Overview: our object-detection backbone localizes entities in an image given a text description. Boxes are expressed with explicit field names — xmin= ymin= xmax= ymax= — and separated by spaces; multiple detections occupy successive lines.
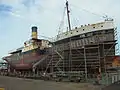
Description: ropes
xmin=70 ymin=3 xmax=104 ymax=19
xmin=58 ymin=7 xmax=66 ymax=34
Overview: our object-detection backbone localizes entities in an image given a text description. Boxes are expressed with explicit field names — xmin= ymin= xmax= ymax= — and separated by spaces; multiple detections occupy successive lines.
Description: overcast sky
xmin=0 ymin=0 xmax=120 ymax=60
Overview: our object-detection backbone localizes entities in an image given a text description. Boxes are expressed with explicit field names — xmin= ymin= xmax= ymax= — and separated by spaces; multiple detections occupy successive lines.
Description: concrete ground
xmin=0 ymin=76 xmax=101 ymax=90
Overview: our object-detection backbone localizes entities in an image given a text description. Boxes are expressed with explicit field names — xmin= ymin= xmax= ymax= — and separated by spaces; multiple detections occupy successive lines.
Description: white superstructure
xmin=52 ymin=19 xmax=115 ymax=42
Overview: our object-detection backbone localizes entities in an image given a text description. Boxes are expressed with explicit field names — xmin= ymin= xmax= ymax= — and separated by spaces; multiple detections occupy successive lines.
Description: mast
xmin=66 ymin=0 xmax=71 ymax=31
xmin=66 ymin=0 xmax=72 ymax=72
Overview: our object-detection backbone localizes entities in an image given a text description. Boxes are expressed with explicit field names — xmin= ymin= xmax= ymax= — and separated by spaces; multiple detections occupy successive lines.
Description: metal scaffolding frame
xmin=45 ymin=28 xmax=117 ymax=81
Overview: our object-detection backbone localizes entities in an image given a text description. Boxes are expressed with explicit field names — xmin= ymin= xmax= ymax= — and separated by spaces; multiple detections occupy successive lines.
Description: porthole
xmin=75 ymin=27 xmax=77 ymax=29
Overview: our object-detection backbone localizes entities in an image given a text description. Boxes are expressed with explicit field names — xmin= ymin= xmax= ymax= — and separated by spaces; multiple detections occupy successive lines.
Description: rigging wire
xmin=68 ymin=7 xmax=80 ymax=28
xmin=66 ymin=3 xmax=113 ymax=29
xmin=58 ymin=6 xmax=66 ymax=34
xmin=69 ymin=3 xmax=106 ymax=19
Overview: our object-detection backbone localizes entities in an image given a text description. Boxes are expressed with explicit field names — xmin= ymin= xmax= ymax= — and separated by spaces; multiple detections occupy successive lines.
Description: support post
xmin=84 ymin=46 xmax=88 ymax=81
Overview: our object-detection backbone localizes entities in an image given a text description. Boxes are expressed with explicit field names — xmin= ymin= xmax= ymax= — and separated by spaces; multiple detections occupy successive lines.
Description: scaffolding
xmin=38 ymin=1 xmax=118 ymax=82
xmin=44 ymin=27 xmax=117 ymax=82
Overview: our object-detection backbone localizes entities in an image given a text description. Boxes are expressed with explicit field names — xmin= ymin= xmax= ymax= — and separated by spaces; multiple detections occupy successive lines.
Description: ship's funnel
xmin=31 ymin=26 xmax=38 ymax=39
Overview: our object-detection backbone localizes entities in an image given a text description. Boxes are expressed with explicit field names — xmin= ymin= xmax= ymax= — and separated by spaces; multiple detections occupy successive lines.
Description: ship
xmin=49 ymin=1 xmax=117 ymax=76
xmin=2 ymin=1 xmax=119 ymax=80
xmin=3 ymin=26 xmax=51 ymax=72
